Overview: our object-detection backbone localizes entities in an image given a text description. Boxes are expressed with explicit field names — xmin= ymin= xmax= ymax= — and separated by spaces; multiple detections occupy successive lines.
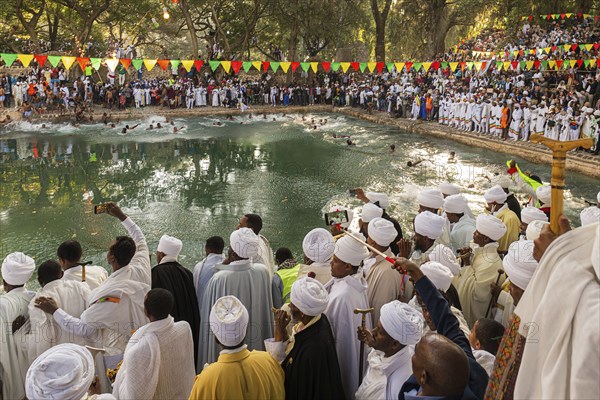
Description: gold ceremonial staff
xmin=529 ymin=134 xmax=593 ymax=233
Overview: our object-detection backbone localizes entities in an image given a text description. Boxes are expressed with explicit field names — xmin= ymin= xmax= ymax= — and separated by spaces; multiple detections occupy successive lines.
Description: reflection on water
xmin=1 ymin=113 xmax=598 ymax=285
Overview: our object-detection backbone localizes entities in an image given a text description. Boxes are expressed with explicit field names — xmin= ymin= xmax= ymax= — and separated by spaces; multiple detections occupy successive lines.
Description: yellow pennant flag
xmin=544 ymin=47 xmax=551 ymax=54
xmin=566 ymin=13 xmax=572 ymax=18
xmin=143 ymin=59 xmax=157 ymax=71
xmin=310 ymin=62 xmax=318 ymax=73
xmin=105 ymin=58 xmax=119 ymax=72
xmin=367 ymin=62 xmax=377 ymax=72
xmin=422 ymin=62 xmax=432 ymax=73
xmin=526 ymin=61 xmax=534 ymax=70
xmin=585 ymin=44 xmax=593 ymax=51
xmin=181 ymin=60 xmax=194 ymax=72
xmin=221 ymin=61 xmax=231 ymax=73
xmin=474 ymin=62 xmax=482 ymax=71
xmin=62 ymin=56 xmax=76 ymax=70
xmin=563 ymin=44 xmax=570 ymax=51
xmin=280 ymin=61 xmax=291 ymax=73
xmin=449 ymin=62 xmax=459 ymax=72
xmin=18 ymin=54 xmax=34 ymax=68
xmin=394 ymin=62 xmax=405 ymax=72
xmin=590 ymin=59 xmax=597 ymax=68
xmin=340 ymin=62 xmax=351 ymax=73
xmin=251 ymin=61 xmax=261 ymax=71
xmin=503 ymin=61 xmax=511 ymax=71
xmin=569 ymin=60 xmax=577 ymax=68
xmin=548 ymin=60 xmax=556 ymax=69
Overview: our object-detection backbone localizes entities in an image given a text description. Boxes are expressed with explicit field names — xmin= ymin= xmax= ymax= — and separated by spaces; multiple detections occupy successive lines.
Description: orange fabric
xmin=501 ymin=107 xmax=510 ymax=128
xmin=426 ymin=97 xmax=433 ymax=111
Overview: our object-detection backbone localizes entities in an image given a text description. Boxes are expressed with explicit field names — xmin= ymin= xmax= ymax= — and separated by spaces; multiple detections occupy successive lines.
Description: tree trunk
xmin=15 ymin=0 xmax=45 ymax=53
xmin=427 ymin=4 xmax=450 ymax=58
xmin=47 ymin=12 xmax=59 ymax=50
xmin=370 ymin=0 xmax=392 ymax=62
xmin=180 ymin=0 xmax=199 ymax=58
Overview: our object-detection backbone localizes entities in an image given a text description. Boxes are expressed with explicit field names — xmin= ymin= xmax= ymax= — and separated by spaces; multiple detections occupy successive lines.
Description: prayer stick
xmin=485 ymin=269 xmax=504 ymax=319
xmin=342 ymin=229 xmax=396 ymax=265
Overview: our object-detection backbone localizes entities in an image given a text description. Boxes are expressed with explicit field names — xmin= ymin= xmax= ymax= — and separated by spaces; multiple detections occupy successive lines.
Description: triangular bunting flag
xmin=594 ymin=44 xmax=600 ymax=51
xmin=367 ymin=62 xmax=377 ymax=72
xmin=526 ymin=61 xmax=534 ymax=70
xmin=280 ymin=61 xmax=291 ymax=73
xmin=120 ymin=58 xmax=131 ymax=70
xmin=157 ymin=59 xmax=170 ymax=71
xmin=585 ymin=44 xmax=593 ymax=51
xmin=413 ymin=62 xmax=422 ymax=72
xmin=310 ymin=62 xmax=318 ymax=73
xmin=132 ymin=59 xmax=143 ymax=70
xmin=300 ymin=62 xmax=310 ymax=72
xmin=194 ymin=60 xmax=203 ymax=71
xmin=569 ymin=60 xmax=577 ymax=68
xmin=242 ymin=61 xmax=253 ymax=73
xmin=519 ymin=61 xmax=526 ymax=70
xmin=170 ymin=60 xmax=180 ymax=70
xmin=534 ymin=60 xmax=541 ymax=69
xmin=566 ymin=13 xmax=572 ymax=18
xmin=18 ymin=54 xmax=34 ymax=68
xmin=405 ymin=62 xmax=413 ymax=71
xmin=540 ymin=60 xmax=548 ymax=69
xmin=449 ymin=62 xmax=459 ymax=71
xmin=1 ymin=53 xmax=17 ymax=67
xmin=394 ymin=62 xmax=405 ymax=72
xmin=61 ymin=56 xmax=76 ymax=70
xmin=584 ymin=59 xmax=591 ymax=67
xmin=544 ymin=47 xmax=551 ymax=54
xmin=465 ymin=61 xmax=474 ymax=70
xmin=34 ymin=54 xmax=47 ymax=67
xmin=270 ymin=61 xmax=280 ymax=72
xmin=431 ymin=61 xmax=440 ymax=71
xmin=209 ymin=60 xmax=221 ymax=71
xmin=495 ymin=61 xmax=503 ymax=69
xmin=548 ymin=60 xmax=556 ymax=69
xmin=340 ymin=62 xmax=350 ymax=73
xmin=571 ymin=44 xmax=578 ymax=51
xmin=576 ymin=59 xmax=584 ymax=68
xmin=105 ymin=58 xmax=119 ymax=72
xmin=359 ymin=62 xmax=367 ymax=73
xmin=291 ymin=61 xmax=300 ymax=72
xmin=555 ymin=60 xmax=564 ymax=69
xmin=90 ymin=58 xmax=101 ymax=70
xmin=251 ymin=61 xmax=262 ymax=71
xmin=262 ymin=61 xmax=270 ymax=72
xmin=459 ymin=61 xmax=467 ymax=70
xmin=503 ymin=61 xmax=511 ymax=71
xmin=231 ymin=61 xmax=242 ymax=74
xmin=386 ymin=62 xmax=394 ymax=72
xmin=563 ymin=44 xmax=571 ymax=51
xmin=376 ymin=62 xmax=384 ymax=73
xmin=474 ymin=62 xmax=482 ymax=71
xmin=76 ymin=57 xmax=89 ymax=71
xmin=330 ymin=62 xmax=340 ymax=72
xmin=590 ymin=59 xmax=597 ymax=68
xmin=422 ymin=62 xmax=432 ymax=72
xmin=481 ymin=61 xmax=487 ymax=70
xmin=321 ymin=62 xmax=331 ymax=72
xmin=181 ymin=60 xmax=194 ymax=72
xmin=143 ymin=59 xmax=157 ymax=71
xmin=221 ymin=61 xmax=231 ymax=73
xmin=440 ymin=62 xmax=448 ymax=69
xmin=350 ymin=62 xmax=359 ymax=72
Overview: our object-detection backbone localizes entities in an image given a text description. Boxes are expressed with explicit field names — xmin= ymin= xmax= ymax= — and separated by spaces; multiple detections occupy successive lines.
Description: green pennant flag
xmin=209 ymin=60 xmax=220 ymax=71
xmin=496 ymin=61 xmax=503 ymax=69
xmin=300 ymin=62 xmax=310 ymax=72
xmin=242 ymin=61 xmax=252 ymax=73
xmin=441 ymin=62 xmax=448 ymax=69
xmin=386 ymin=62 xmax=395 ymax=71
xmin=331 ymin=62 xmax=341 ymax=72
xmin=270 ymin=61 xmax=280 ymax=72
xmin=519 ymin=61 xmax=527 ymax=69
xmin=0 ymin=53 xmax=17 ymax=67
xmin=584 ymin=59 xmax=591 ymax=67
xmin=540 ymin=60 xmax=549 ymax=69
xmin=89 ymin=58 xmax=101 ymax=70
xmin=466 ymin=62 xmax=474 ymax=70
xmin=48 ymin=55 xmax=61 ymax=67
xmin=359 ymin=62 xmax=367 ymax=72
xmin=132 ymin=59 xmax=143 ymax=70
xmin=413 ymin=62 xmax=422 ymax=72
xmin=170 ymin=59 xmax=181 ymax=70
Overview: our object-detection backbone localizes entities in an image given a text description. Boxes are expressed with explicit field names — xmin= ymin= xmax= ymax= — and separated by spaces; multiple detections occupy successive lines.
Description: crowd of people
xmin=1 ymin=158 xmax=599 ymax=399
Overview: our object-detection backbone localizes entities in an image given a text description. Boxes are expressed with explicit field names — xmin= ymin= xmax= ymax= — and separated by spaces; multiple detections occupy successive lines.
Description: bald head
xmin=412 ymin=333 xmax=469 ymax=397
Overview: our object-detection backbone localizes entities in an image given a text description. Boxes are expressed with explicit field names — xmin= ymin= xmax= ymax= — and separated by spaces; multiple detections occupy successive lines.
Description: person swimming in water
xmin=407 ymin=160 xmax=423 ymax=167
xmin=390 ymin=144 xmax=396 ymax=153
xmin=147 ymin=124 xmax=154 ymax=130
xmin=346 ymin=139 xmax=356 ymax=146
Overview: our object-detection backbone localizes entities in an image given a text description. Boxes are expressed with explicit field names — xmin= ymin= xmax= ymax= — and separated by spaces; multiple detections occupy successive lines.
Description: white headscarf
xmin=361 ymin=203 xmax=384 ymax=223
xmin=368 ymin=217 xmax=398 ymax=247
xmin=26 ymin=344 xmax=94 ymax=400
xmin=484 ymin=185 xmax=508 ymax=204
xmin=334 ymin=233 xmax=369 ymax=266
xmin=302 ymin=228 xmax=334 ymax=263
xmin=503 ymin=240 xmax=538 ymax=290
xmin=209 ymin=295 xmax=249 ymax=347
xmin=379 ymin=300 xmax=424 ymax=345
xmin=526 ymin=220 xmax=549 ymax=240
xmin=476 ymin=214 xmax=507 ymax=241
xmin=428 ymin=244 xmax=460 ymax=276
xmin=157 ymin=234 xmax=183 ymax=257
xmin=290 ymin=277 xmax=329 ymax=316
xmin=366 ymin=192 xmax=390 ymax=209
xmin=443 ymin=194 xmax=469 ymax=214
xmin=417 ymin=188 xmax=444 ymax=209
xmin=521 ymin=207 xmax=549 ymax=224
xmin=414 ymin=211 xmax=446 ymax=240
xmin=230 ymin=228 xmax=260 ymax=259
xmin=1 ymin=252 xmax=35 ymax=286
xmin=580 ymin=206 xmax=600 ymax=227
xmin=420 ymin=261 xmax=454 ymax=292
xmin=536 ymin=185 xmax=551 ymax=205
xmin=439 ymin=182 xmax=461 ymax=196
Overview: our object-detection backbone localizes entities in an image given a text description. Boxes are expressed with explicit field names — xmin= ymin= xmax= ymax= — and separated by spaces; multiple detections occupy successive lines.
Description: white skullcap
xmin=439 ymin=182 xmax=461 ymax=196
xmin=26 ymin=344 xmax=94 ymax=400
xmin=503 ymin=240 xmax=538 ymax=290
xmin=536 ymin=185 xmax=551 ymax=205
xmin=521 ymin=207 xmax=548 ymax=224
xmin=580 ymin=206 xmax=600 ymax=227
xmin=491 ymin=174 xmax=512 ymax=189
xmin=334 ymin=233 xmax=369 ymax=266
xmin=414 ymin=211 xmax=446 ymax=240
xmin=476 ymin=214 xmax=507 ymax=241
xmin=157 ymin=234 xmax=183 ymax=257
xmin=1 ymin=252 xmax=35 ymax=286
xmin=597 ymin=191 xmax=600 ymax=203
xmin=366 ymin=192 xmax=390 ymax=209
xmin=379 ymin=300 xmax=424 ymax=345
xmin=368 ymin=217 xmax=398 ymax=247
xmin=484 ymin=185 xmax=508 ymax=204
xmin=421 ymin=261 xmax=454 ymax=292
xmin=418 ymin=188 xmax=444 ymax=209
xmin=526 ymin=220 xmax=549 ymax=240
xmin=290 ymin=277 xmax=329 ymax=316
xmin=209 ymin=295 xmax=249 ymax=347
xmin=428 ymin=244 xmax=460 ymax=276
xmin=302 ymin=228 xmax=334 ymax=263
xmin=361 ymin=203 xmax=384 ymax=223
xmin=230 ymin=228 xmax=261 ymax=259
xmin=443 ymin=194 xmax=469 ymax=214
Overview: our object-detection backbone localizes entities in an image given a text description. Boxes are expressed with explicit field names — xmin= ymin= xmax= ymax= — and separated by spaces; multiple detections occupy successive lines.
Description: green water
xmin=1 ymin=113 xmax=598 ymax=285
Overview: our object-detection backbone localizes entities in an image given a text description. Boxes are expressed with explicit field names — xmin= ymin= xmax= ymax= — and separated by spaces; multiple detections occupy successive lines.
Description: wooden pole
xmin=529 ymin=134 xmax=593 ymax=233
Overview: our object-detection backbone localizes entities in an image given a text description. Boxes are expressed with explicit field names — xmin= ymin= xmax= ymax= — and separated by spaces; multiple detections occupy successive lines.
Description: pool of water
xmin=1 ymin=112 xmax=598 ymax=286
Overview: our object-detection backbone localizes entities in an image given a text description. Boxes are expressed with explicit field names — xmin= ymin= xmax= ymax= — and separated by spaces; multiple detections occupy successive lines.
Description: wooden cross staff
xmin=529 ymin=134 xmax=593 ymax=233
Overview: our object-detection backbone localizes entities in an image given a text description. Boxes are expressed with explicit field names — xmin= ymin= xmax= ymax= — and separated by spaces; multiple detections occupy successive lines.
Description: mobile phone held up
xmin=348 ymin=189 xmax=357 ymax=197
xmin=324 ymin=209 xmax=349 ymax=226
xmin=94 ymin=203 xmax=109 ymax=214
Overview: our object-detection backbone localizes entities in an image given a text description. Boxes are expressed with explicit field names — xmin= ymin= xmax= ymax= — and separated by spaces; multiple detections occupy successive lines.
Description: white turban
xmin=428 ymin=244 xmax=460 ymax=276
xmin=521 ymin=207 xmax=548 ymax=224
xmin=290 ymin=277 xmax=329 ymax=316
xmin=414 ymin=211 xmax=446 ymax=240
xmin=443 ymin=194 xmax=469 ymax=214
xmin=476 ymin=214 xmax=507 ymax=241
xmin=157 ymin=234 xmax=183 ymax=257
xmin=230 ymin=228 xmax=260 ymax=259
xmin=491 ymin=174 xmax=512 ymax=189
xmin=26 ymin=344 xmax=94 ymax=400
xmin=366 ymin=192 xmax=390 ymax=209
xmin=334 ymin=233 xmax=369 ymax=266
xmin=503 ymin=240 xmax=538 ymax=290
xmin=420 ymin=261 xmax=454 ymax=292
xmin=302 ymin=228 xmax=334 ymax=263
xmin=439 ymin=182 xmax=460 ymax=196
xmin=417 ymin=188 xmax=444 ymax=209
xmin=526 ymin=220 xmax=549 ymax=240
xmin=484 ymin=185 xmax=508 ymax=204
xmin=580 ymin=206 xmax=600 ymax=227
xmin=368 ymin=217 xmax=398 ymax=247
xmin=536 ymin=185 xmax=551 ymax=205
xmin=361 ymin=203 xmax=384 ymax=223
xmin=1 ymin=252 xmax=35 ymax=286
xmin=597 ymin=191 xmax=600 ymax=203
xmin=379 ymin=301 xmax=424 ymax=345
xmin=209 ymin=295 xmax=249 ymax=347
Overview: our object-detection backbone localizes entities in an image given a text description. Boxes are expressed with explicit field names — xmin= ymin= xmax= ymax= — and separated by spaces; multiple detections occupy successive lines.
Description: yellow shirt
xmin=189 ymin=347 xmax=284 ymax=400
xmin=495 ymin=206 xmax=521 ymax=252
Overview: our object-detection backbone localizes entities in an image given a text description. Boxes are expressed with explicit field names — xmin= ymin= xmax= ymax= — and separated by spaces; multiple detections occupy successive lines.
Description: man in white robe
xmin=238 ymin=213 xmax=275 ymax=275
xmin=57 ymin=240 xmax=108 ymax=290
xmin=444 ymin=194 xmax=476 ymax=253
xmin=193 ymin=236 xmax=225 ymax=312
xmin=398 ymin=211 xmax=446 ymax=272
xmin=324 ymin=233 xmax=371 ymax=400
xmin=296 ymin=228 xmax=334 ymax=284
xmin=0 ymin=252 xmax=36 ymax=400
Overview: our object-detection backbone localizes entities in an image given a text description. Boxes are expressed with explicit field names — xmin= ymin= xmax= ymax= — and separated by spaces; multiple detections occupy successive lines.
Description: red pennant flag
xmin=321 ymin=62 xmax=331 ymax=72
xmin=376 ymin=62 xmax=384 ymax=73
xmin=34 ymin=54 xmax=47 ymax=67
xmin=76 ymin=57 xmax=89 ymax=71
xmin=551 ymin=46 xmax=557 ymax=52
xmin=194 ymin=60 xmax=204 ymax=71
xmin=459 ymin=61 xmax=467 ymax=70
xmin=560 ymin=13 xmax=566 ymax=19
xmin=481 ymin=61 xmax=487 ymax=70
xmin=157 ymin=59 xmax=170 ymax=71
xmin=504 ymin=51 xmax=509 ymax=59
xmin=291 ymin=61 xmax=300 ymax=72
xmin=577 ymin=13 xmax=583 ymax=19
xmin=571 ymin=44 xmax=579 ymax=51
xmin=350 ymin=62 xmax=360 ymax=72
xmin=231 ymin=61 xmax=242 ymax=74
xmin=431 ymin=61 xmax=440 ymax=70
xmin=404 ymin=62 xmax=413 ymax=71
xmin=556 ymin=60 xmax=564 ymax=69
xmin=511 ymin=61 xmax=519 ymax=69
xmin=577 ymin=59 xmax=584 ymax=68
xmin=594 ymin=44 xmax=600 ymax=51
xmin=120 ymin=58 xmax=131 ymax=70
xmin=518 ymin=50 xmax=524 ymax=56
xmin=528 ymin=15 xmax=533 ymax=21
xmin=547 ymin=14 xmax=552 ymax=20
xmin=262 ymin=61 xmax=270 ymax=72
xmin=534 ymin=60 xmax=541 ymax=69
xmin=595 ymin=15 xmax=600 ymax=20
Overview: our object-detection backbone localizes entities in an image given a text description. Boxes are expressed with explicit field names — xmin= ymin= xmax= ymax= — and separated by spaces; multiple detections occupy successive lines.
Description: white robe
xmin=296 ymin=262 xmax=332 ymax=285
xmin=324 ymin=271 xmax=371 ymax=400
xmin=355 ymin=346 xmax=413 ymax=400
xmin=62 ymin=264 xmax=108 ymax=290
xmin=450 ymin=215 xmax=476 ymax=253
